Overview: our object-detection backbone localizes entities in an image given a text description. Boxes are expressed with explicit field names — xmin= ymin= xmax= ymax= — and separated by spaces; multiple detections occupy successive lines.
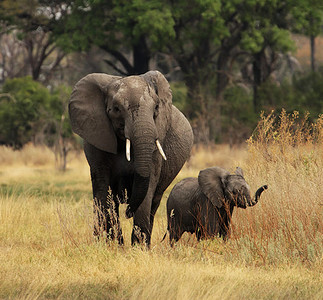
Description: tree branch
xmin=103 ymin=59 xmax=128 ymax=76
xmin=100 ymin=46 xmax=134 ymax=75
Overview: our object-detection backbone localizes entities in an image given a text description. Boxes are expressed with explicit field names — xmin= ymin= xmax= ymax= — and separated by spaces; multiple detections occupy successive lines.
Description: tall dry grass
xmin=230 ymin=110 xmax=323 ymax=266
xmin=0 ymin=110 xmax=322 ymax=299
xmin=0 ymin=143 xmax=55 ymax=167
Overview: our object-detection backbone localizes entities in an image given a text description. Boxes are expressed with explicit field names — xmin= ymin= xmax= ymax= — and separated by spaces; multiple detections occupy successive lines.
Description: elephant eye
xmin=113 ymin=106 xmax=120 ymax=113
xmin=154 ymin=104 xmax=159 ymax=119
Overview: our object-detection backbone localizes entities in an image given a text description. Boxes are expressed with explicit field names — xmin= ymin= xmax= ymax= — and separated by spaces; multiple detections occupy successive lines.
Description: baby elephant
xmin=164 ymin=166 xmax=267 ymax=245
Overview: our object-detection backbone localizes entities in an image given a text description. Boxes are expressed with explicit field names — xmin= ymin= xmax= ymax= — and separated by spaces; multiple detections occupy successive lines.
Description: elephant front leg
xmin=131 ymin=220 xmax=150 ymax=247
xmin=91 ymin=173 xmax=124 ymax=245
xmin=131 ymin=157 xmax=162 ymax=248
xmin=131 ymin=184 xmax=159 ymax=248
xmin=93 ymin=194 xmax=124 ymax=245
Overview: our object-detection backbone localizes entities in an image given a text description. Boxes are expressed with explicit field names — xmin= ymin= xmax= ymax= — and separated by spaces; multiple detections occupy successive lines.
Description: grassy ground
xmin=0 ymin=111 xmax=322 ymax=299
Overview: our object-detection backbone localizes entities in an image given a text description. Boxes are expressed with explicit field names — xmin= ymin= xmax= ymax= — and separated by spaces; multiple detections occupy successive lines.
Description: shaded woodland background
xmin=1 ymin=0 xmax=323 ymax=170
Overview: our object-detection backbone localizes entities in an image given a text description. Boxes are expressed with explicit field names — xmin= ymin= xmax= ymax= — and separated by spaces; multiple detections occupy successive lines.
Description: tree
xmin=165 ymin=0 xmax=297 ymax=140
xmin=48 ymin=84 xmax=74 ymax=171
xmin=0 ymin=0 xmax=70 ymax=82
xmin=291 ymin=0 xmax=323 ymax=72
xmin=0 ymin=76 xmax=75 ymax=169
xmin=56 ymin=0 xmax=175 ymax=75
xmin=238 ymin=1 xmax=296 ymax=112
xmin=0 ymin=76 xmax=52 ymax=148
xmin=164 ymin=0 xmax=227 ymax=143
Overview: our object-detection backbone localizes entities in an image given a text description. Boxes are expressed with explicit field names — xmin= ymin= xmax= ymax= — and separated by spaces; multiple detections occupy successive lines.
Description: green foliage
xmin=257 ymin=69 xmax=323 ymax=118
xmin=112 ymin=0 xmax=175 ymax=50
xmin=169 ymin=0 xmax=226 ymax=56
xmin=0 ymin=77 xmax=52 ymax=148
xmin=239 ymin=1 xmax=296 ymax=54
xmin=56 ymin=0 xmax=176 ymax=53
xmin=54 ymin=0 xmax=109 ymax=52
xmin=291 ymin=0 xmax=323 ymax=37
xmin=222 ymin=86 xmax=258 ymax=143
xmin=0 ymin=77 xmax=73 ymax=148
xmin=170 ymin=82 xmax=187 ymax=112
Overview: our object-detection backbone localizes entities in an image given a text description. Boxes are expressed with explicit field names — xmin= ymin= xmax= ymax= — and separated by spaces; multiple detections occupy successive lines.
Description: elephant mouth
xmin=116 ymin=127 xmax=125 ymax=139
xmin=237 ymin=196 xmax=248 ymax=208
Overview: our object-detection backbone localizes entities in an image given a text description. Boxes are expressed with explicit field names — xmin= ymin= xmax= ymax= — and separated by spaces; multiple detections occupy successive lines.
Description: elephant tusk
xmin=156 ymin=139 xmax=167 ymax=160
xmin=126 ymin=139 xmax=131 ymax=161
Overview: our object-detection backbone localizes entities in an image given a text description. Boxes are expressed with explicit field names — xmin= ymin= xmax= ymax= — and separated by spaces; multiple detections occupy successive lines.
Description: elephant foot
xmin=131 ymin=226 xmax=151 ymax=249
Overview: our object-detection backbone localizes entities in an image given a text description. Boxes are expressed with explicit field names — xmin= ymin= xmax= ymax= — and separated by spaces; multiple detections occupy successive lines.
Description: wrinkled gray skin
xmin=69 ymin=71 xmax=193 ymax=247
xmin=165 ymin=167 xmax=267 ymax=245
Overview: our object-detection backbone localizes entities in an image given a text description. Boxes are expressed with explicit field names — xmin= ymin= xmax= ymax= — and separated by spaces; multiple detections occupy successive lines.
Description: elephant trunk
xmin=248 ymin=185 xmax=268 ymax=206
xmin=125 ymin=120 xmax=156 ymax=218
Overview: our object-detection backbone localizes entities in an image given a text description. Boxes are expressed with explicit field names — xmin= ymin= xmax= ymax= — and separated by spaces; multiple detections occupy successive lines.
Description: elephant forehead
xmin=228 ymin=175 xmax=248 ymax=189
xmin=115 ymin=78 xmax=152 ymax=105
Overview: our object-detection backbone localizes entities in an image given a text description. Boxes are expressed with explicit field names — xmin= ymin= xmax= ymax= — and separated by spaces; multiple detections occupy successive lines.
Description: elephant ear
xmin=140 ymin=70 xmax=172 ymax=105
xmin=69 ymin=73 xmax=121 ymax=153
xmin=198 ymin=167 xmax=230 ymax=208
xmin=235 ymin=167 xmax=244 ymax=177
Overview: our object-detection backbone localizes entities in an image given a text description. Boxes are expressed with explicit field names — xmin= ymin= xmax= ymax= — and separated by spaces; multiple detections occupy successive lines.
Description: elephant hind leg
xmin=168 ymin=218 xmax=183 ymax=247
xmin=169 ymin=231 xmax=182 ymax=247
xmin=131 ymin=227 xmax=150 ymax=247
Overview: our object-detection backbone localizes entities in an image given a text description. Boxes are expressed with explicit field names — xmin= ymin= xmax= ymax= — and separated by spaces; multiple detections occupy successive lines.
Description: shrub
xmin=0 ymin=77 xmax=75 ymax=156
xmin=0 ymin=77 xmax=52 ymax=148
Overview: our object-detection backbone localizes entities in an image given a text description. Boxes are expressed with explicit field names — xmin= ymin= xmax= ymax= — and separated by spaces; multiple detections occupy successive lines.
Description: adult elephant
xmin=69 ymin=70 xmax=193 ymax=247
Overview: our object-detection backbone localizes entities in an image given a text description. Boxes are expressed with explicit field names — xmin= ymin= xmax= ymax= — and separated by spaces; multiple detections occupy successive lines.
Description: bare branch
xmin=103 ymin=59 xmax=128 ymax=76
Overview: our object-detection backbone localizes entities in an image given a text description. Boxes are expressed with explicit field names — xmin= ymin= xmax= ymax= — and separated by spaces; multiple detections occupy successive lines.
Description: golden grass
xmin=0 ymin=143 xmax=54 ymax=167
xmin=0 ymin=111 xmax=322 ymax=299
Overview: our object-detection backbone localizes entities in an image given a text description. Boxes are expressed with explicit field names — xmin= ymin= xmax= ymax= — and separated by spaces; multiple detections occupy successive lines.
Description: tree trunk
xmin=310 ymin=35 xmax=316 ymax=72
xmin=133 ymin=35 xmax=151 ymax=75
xmin=184 ymin=76 xmax=210 ymax=144
xmin=252 ymin=52 xmax=262 ymax=113
xmin=252 ymin=49 xmax=274 ymax=113
xmin=101 ymin=35 xmax=151 ymax=76
xmin=211 ymin=51 xmax=230 ymax=142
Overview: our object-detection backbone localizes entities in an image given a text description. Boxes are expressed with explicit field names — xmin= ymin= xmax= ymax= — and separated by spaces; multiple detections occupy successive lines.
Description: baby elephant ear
xmin=198 ymin=167 xmax=230 ymax=208
xmin=235 ymin=167 xmax=244 ymax=177
xmin=69 ymin=73 xmax=121 ymax=153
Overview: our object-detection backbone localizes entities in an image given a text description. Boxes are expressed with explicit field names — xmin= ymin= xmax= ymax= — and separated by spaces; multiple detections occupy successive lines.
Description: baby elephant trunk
xmin=248 ymin=185 xmax=268 ymax=206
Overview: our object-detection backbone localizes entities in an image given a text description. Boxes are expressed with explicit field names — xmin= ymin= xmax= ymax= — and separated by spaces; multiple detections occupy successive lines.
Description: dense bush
xmin=0 ymin=77 xmax=52 ymax=148
xmin=170 ymin=81 xmax=187 ymax=112
xmin=0 ymin=77 xmax=73 ymax=149
xmin=258 ymin=68 xmax=323 ymax=119
xmin=221 ymin=86 xmax=258 ymax=145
